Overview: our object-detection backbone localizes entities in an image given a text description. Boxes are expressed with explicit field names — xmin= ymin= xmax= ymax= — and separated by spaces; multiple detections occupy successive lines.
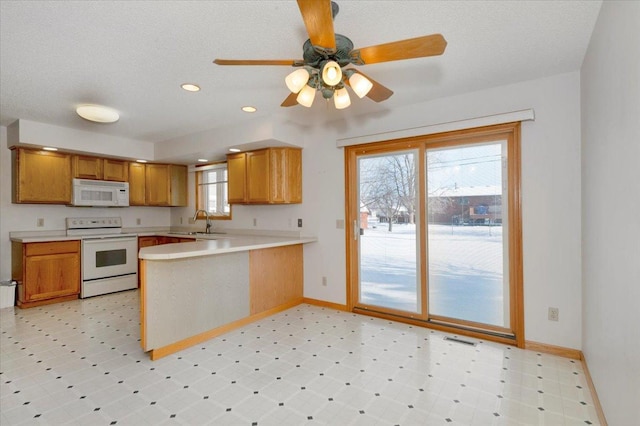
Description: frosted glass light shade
xmin=76 ymin=105 xmax=120 ymax=123
xmin=321 ymin=61 xmax=342 ymax=86
xmin=296 ymin=84 xmax=316 ymax=107
xmin=334 ymin=87 xmax=351 ymax=109
xmin=348 ymin=73 xmax=373 ymax=98
xmin=285 ymin=69 xmax=310 ymax=93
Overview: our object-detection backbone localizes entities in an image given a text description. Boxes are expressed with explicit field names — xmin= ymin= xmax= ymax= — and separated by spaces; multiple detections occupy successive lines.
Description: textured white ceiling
xmin=1 ymin=1 xmax=602 ymax=149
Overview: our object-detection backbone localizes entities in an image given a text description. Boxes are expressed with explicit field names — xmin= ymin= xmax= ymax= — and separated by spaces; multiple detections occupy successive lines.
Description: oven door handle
xmin=83 ymin=236 xmax=138 ymax=243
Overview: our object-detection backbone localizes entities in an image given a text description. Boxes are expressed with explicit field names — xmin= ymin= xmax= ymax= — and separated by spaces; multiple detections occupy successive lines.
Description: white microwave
xmin=72 ymin=179 xmax=129 ymax=207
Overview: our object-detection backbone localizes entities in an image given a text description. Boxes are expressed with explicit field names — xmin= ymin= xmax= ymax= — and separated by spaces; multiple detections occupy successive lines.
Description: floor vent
xmin=444 ymin=336 xmax=477 ymax=346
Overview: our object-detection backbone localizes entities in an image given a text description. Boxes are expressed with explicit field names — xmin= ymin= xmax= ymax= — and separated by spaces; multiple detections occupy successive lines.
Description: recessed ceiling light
xmin=181 ymin=83 xmax=201 ymax=92
xmin=76 ymin=104 xmax=120 ymax=123
xmin=42 ymin=147 xmax=58 ymax=151
xmin=197 ymin=158 xmax=208 ymax=163
xmin=241 ymin=106 xmax=257 ymax=113
xmin=228 ymin=148 xmax=241 ymax=153
xmin=136 ymin=159 xmax=148 ymax=163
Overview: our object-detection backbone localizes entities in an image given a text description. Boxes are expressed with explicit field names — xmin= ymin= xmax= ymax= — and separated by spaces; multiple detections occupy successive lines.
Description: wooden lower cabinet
xmin=12 ymin=240 xmax=81 ymax=308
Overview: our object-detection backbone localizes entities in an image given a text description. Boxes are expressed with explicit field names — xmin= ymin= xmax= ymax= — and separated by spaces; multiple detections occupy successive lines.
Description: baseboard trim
xmin=148 ymin=298 xmax=303 ymax=361
xmin=580 ymin=353 xmax=609 ymax=426
xmin=302 ymin=297 xmax=349 ymax=311
xmin=524 ymin=340 xmax=582 ymax=360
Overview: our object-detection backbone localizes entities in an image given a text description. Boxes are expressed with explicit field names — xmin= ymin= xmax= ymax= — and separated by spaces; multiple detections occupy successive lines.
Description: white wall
xmin=581 ymin=1 xmax=640 ymax=424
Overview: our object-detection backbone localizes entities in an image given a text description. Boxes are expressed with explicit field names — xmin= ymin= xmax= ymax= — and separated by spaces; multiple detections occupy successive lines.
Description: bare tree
xmin=359 ymin=153 xmax=415 ymax=232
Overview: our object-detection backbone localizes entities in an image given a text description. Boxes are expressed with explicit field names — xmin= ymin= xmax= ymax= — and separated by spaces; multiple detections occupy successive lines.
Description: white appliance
xmin=72 ymin=178 xmax=129 ymax=207
xmin=66 ymin=217 xmax=138 ymax=298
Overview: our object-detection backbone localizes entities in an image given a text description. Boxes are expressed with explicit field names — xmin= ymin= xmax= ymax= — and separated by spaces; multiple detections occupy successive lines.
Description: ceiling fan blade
xmin=351 ymin=34 xmax=447 ymax=65
xmin=297 ymin=0 xmax=336 ymax=51
xmin=345 ymin=70 xmax=393 ymax=102
xmin=281 ymin=92 xmax=298 ymax=107
xmin=214 ymin=59 xmax=301 ymax=66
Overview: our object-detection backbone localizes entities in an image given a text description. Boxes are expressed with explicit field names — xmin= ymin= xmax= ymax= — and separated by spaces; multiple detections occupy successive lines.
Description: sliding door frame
xmin=345 ymin=122 xmax=524 ymax=348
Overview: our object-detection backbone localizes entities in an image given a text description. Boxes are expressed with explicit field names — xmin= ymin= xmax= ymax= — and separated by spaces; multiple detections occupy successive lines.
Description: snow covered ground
xmin=359 ymin=223 xmax=506 ymax=327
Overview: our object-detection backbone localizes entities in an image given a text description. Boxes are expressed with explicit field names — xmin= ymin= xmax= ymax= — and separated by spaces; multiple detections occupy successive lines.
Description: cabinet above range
xmin=10 ymin=147 xmax=187 ymax=207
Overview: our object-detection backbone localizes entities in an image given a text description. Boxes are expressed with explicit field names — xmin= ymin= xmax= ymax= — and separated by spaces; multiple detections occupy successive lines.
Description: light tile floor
xmin=1 ymin=290 xmax=600 ymax=425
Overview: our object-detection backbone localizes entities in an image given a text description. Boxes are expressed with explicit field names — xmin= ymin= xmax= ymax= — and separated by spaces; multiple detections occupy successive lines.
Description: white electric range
xmin=66 ymin=217 xmax=138 ymax=298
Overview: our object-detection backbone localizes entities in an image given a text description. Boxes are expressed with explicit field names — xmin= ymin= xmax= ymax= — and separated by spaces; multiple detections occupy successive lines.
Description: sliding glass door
xmin=346 ymin=123 xmax=523 ymax=345
xmin=426 ymin=142 xmax=509 ymax=329
xmin=357 ymin=150 xmax=421 ymax=314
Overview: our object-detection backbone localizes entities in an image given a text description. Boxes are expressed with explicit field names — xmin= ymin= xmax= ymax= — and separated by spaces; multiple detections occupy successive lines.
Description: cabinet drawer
xmin=25 ymin=241 xmax=80 ymax=256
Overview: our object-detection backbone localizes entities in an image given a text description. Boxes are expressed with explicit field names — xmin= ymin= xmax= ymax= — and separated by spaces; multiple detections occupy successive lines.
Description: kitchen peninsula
xmin=138 ymin=234 xmax=316 ymax=360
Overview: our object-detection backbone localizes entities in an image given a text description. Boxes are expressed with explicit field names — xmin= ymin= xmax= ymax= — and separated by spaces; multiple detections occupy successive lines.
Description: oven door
xmin=82 ymin=236 xmax=138 ymax=281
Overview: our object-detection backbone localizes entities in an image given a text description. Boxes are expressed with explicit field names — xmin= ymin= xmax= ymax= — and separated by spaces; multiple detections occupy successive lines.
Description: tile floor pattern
xmin=1 ymin=290 xmax=599 ymax=425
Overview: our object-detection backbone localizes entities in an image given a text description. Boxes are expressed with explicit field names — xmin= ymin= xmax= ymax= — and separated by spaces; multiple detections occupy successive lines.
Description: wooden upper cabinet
xmin=103 ymin=159 xmax=128 ymax=182
xmin=145 ymin=164 xmax=187 ymax=207
xmin=227 ymin=153 xmax=248 ymax=203
xmin=128 ymin=162 xmax=146 ymax=206
xmin=72 ymin=155 xmax=103 ymax=179
xmin=12 ymin=148 xmax=72 ymax=204
xmin=227 ymin=147 xmax=302 ymax=205
xmin=72 ymin=155 xmax=128 ymax=181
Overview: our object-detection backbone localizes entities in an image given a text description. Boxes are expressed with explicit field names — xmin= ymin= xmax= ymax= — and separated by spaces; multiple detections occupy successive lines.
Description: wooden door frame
xmin=344 ymin=122 xmax=524 ymax=348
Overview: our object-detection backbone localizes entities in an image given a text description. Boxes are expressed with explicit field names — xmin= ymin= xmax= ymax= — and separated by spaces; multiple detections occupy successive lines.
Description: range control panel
xmin=66 ymin=217 xmax=123 ymax=230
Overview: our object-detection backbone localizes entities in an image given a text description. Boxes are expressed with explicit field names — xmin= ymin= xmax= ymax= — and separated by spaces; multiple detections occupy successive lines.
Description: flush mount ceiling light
xmin=197 ymin=158 xmax=208 ymax=163
xmin=181 ymin=83 xmax=201 ymax=92
xmin=42 ymin=147 xmax=58 ymax=151
xmin=241 ymin=106 xmax=257 ymax=113
xmin=136 ymin=159 xmax=148 ymax=163
xmin=76 ymin=104 xmax=120 ymax=123
xmin=214 ymin=1 xmax=447 ymax=110
xmin=228 ymin=148 xmax=241 ymax=153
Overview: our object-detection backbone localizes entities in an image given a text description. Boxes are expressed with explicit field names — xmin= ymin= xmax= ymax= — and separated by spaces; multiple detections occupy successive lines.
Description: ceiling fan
xmin=214 ymin=0 xmax=447 ymax=109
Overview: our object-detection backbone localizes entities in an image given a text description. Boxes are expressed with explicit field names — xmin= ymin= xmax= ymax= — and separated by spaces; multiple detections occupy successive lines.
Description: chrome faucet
xmin=193 ymin=209 xmax=212 ymax=234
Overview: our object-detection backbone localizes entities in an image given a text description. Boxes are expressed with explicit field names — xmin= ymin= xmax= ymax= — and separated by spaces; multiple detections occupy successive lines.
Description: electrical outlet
xmin=253 ymin=218 xmax=257 ymax=227
xmin=37 ymin=218 xmax=44 ymax=227
xmin=336 ymin=219 xmax=344 ymax=229
xmin=298 ymin=218 xmax=303 ymax=228
xmin=136 ymin=218 xmax=141 ymax=225
xmin=180 ymin=217 xmax=183 ymax=224
xmin=322 ymin=276 xmax=327 ymax=286
xmin=548 ymin=307 xmax=559 ymax=321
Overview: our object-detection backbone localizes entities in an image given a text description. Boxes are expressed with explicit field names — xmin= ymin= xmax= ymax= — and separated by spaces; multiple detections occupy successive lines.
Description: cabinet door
xmin=103 ymin=159 xmax=128 ymax=182
xmin=145 ymin=164 xmax=170 ymax=206
xmin=247 ymin=149 xmax=270 ymax=203
xmin=284 ymin=148 xmax=302 ymax=203
xmin=138 ymin=236 xmax=158 ymax=248
xmin=72 ymin=155 xmax=103 ymax=179
xmin=168 ymin=165 xmax=187 ymax=207
xmin=128 ymin=163 xmax=146 ymax=205
xmin=13 ymin=149 xmax=72 ymax=204
xmin=227 ymin=153 xmax=247 ymax=203
xmin=24 ymin=252 xmax=80 ymax=301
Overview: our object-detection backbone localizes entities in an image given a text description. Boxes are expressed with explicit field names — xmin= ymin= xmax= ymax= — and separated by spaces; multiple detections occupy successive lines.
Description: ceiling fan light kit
xmin=333 ymin=87 xmax=351 ymax=109
xmin=296 ymin=84 xmax=317 ymax=107
xmin=347 ymin=71 xmax=373 ymax=98
xmin=285 ymin=68 xmax=311 ymax=93
xmin=213 ymin=0 xmax=447 ymax=109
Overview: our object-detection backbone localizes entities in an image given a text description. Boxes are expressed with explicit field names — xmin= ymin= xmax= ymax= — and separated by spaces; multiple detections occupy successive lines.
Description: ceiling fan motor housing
xmin=302 ymin=34 xmax=354 ymax=68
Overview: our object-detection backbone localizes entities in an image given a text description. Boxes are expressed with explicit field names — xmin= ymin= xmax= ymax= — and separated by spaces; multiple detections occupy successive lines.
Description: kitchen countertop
xmin=139 ymin=235 xmax=317 ymax=260
xmin=9 ymin=230 xmax=317 ymax=259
